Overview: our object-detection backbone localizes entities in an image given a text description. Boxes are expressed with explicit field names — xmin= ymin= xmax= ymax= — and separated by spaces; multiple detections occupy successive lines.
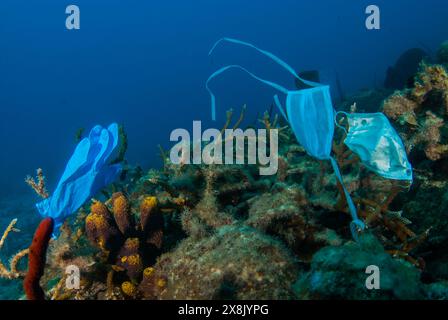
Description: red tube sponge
xmin=23 ymin=217 xmax=54 ymax=300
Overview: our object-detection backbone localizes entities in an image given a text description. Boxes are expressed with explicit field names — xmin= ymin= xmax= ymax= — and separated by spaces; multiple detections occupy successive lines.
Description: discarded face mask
xmin=36 ymin=123 xmax=122 ymax=235
xmin=206 ymin=37 xmax=365 ymax=238
xmin=336 ymin=112 xmax=413 ymax=181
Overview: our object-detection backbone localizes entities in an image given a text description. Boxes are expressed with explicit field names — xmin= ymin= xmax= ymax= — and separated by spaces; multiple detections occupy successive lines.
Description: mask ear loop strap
xmin=206 ymin=64 xmax=289 ymax=121
xmin=209 ymin=37 xmax=321 ymax=88
xmin=330 ymin=156 xmax=365 ymax=241
xmin=334 ymin=111 xmax=349 ymax=134
xmin=273 ymin=95 xmax=289 ymax=123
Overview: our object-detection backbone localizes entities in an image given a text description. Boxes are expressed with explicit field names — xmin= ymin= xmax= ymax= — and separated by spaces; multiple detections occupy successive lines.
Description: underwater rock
xmin=337 ymin=88 xmax=392 ymax=113
xmin=30 ymin=91 xmax=448 ymax=299
xmin=146 ymin=225 xmax=297 ymax=300
xmin=246 ymin=187 xmax=342 ymax=262
xmin=399 ymin=179 xmax=448 ymax=274
xmin=437 ymin=40 xmax=448 ymax=65
xmin=294 ymin=233 xmax=424 ymax=300
xmin=424 ymin=281 xmax=448 ymax=299
xmin=384 ymin=48 xmax=429 ymax=90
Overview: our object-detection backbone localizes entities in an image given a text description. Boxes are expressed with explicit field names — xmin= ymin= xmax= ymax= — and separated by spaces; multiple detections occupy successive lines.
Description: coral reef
xmin=246 ymin=187 xmax=342 ymax=262
xmin=36 ymin=102 xmax=431 ymax=299
xmin=8 ymin=40 xmax=448 ymax=300
xmin=437 ymin=40 xmax=448 ymax=66
xmin=145 ymin=225 xmax=297 ymax=299
xmin=46 ymin=115 xmax=427 ymax=300
xmin=294 ymin=233 xmax=424 ymax=300
xmin=39 ymin=192 xmax=165 ymax=300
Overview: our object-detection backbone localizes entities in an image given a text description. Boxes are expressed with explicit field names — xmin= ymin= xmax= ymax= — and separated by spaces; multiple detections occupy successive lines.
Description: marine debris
xmin=32 ymin=95 xmax=434 ymax=299
xmin=437 ymin=41 xmax=448 ymax=66
xmin=383 ymin=63 xmax=448 ymax=161
xmin=384 ymin=48 xmax=430 ymax=90
xmin=29 ymin=123 xmax=124 ymax=233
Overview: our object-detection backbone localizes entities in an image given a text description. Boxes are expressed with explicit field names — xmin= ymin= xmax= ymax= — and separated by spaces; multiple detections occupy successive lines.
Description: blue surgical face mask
xmin=336 ymin=112 xmax=413 ymax=181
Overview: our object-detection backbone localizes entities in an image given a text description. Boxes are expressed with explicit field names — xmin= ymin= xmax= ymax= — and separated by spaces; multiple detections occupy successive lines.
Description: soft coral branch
xmin=25 ymin=168 xmax=49 ymax=199
xmin=0 ymin=219 xmax=29 ymax=280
